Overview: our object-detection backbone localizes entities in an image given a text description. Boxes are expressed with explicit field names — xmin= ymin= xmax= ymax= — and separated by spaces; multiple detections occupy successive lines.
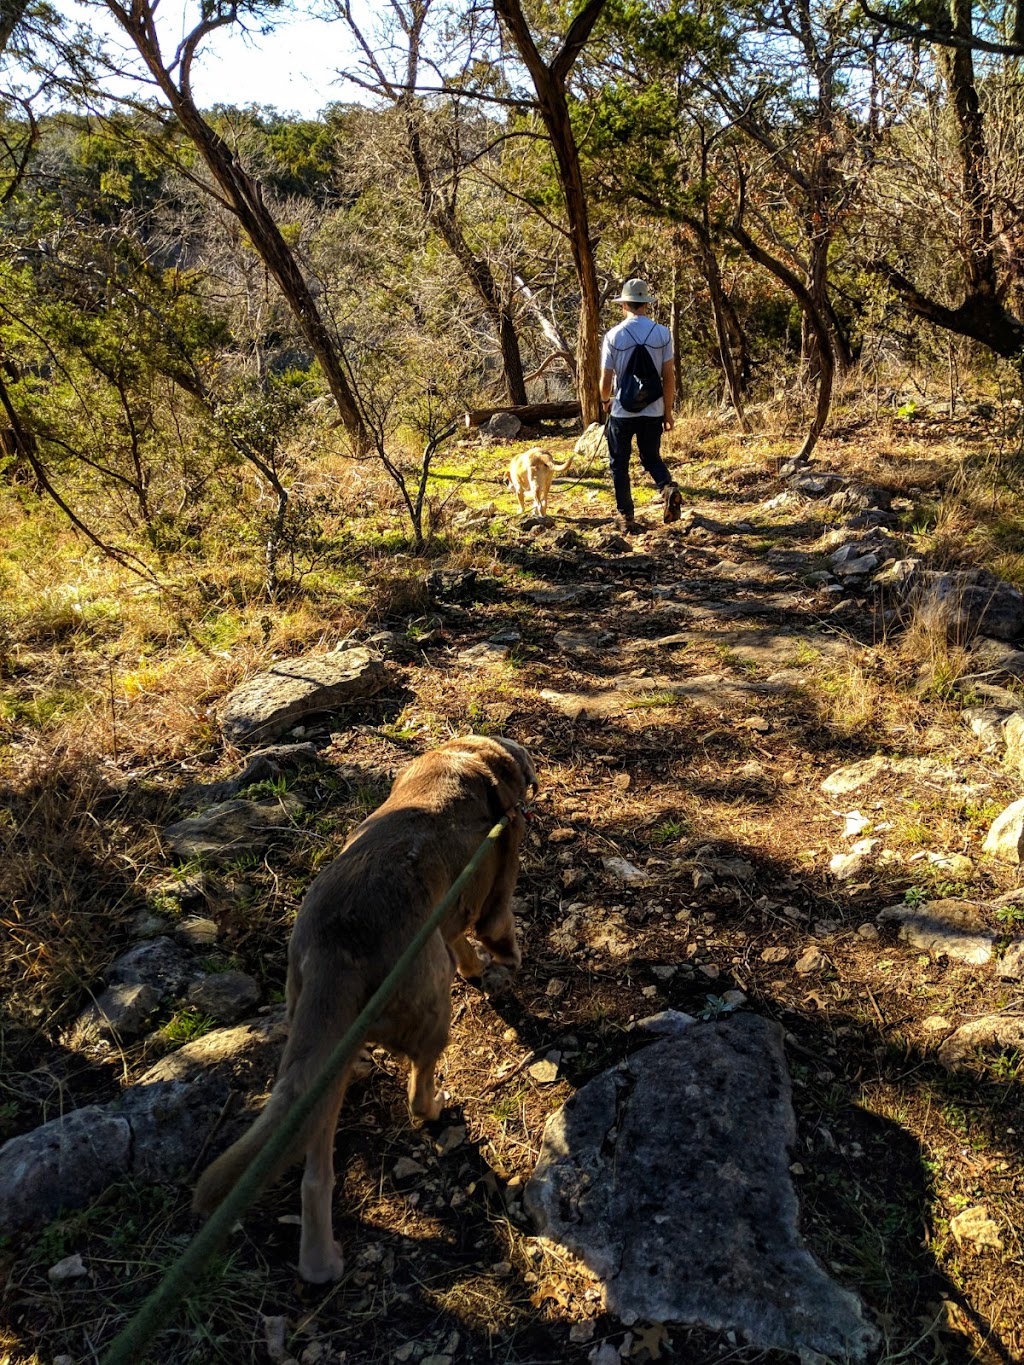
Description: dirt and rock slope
xmin=2 ymin=417 xmax=1023 ymax=1364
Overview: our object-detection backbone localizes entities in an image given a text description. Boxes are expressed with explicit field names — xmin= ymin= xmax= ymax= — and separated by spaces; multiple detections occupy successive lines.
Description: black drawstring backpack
xmin=617 ymin=323 xmax=664 ymax=413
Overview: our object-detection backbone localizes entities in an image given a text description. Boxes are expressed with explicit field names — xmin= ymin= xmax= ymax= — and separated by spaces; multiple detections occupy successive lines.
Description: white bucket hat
xmin=612 ymin=277 xmax=655 ymax=304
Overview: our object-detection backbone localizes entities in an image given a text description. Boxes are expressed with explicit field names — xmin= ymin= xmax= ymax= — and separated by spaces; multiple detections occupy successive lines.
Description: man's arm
xmin=661 ymin=358 xmax=675 ymax=431
xmin=600 ymin=367 xmax=615 ymax=407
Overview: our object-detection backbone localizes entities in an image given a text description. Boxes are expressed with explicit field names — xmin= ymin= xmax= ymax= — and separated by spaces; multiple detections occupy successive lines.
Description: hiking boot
xmin=616 ymin=512 xmax=640 ymax=534
xmin=662 ymin=484 xmax=683 ymax=524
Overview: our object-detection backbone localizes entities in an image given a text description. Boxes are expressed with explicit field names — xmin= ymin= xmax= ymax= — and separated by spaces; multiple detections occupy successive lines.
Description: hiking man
xmin=599 ymin=278 xmax=681 ymax=533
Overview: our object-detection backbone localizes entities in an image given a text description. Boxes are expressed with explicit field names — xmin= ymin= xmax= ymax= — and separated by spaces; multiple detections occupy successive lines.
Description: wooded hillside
xmin=2 ymin=4 xmax=1024 ymax=1365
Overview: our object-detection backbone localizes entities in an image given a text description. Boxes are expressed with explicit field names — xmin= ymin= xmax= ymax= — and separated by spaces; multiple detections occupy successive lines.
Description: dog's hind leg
xmin=298 ymin=1081 xmax=349 ymax=1283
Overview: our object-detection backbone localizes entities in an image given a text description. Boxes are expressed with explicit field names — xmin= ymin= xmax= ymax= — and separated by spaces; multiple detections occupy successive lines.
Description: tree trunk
xmin=493 ymin=0 xmax=605 ymax=426
xmin=697 ymin=236 xmax=748 ymax=425
xmin=731 ymin=220 xmax=834 ymax=463
xmin=870 ymin=0 xmax=1024 ymax=383
xmin=0 ymin=1 xmax=31 ymax=52
xmin=107 ymin=3 xmax=369 ymax=449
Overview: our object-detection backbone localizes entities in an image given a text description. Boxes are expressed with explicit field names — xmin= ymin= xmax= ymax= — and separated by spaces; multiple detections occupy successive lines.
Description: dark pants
xmin=606 ymin=416 xmax=672 ymax=515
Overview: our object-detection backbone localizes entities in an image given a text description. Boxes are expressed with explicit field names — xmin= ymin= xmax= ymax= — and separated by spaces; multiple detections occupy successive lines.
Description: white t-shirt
xmin=600 ymin=315 xmax=673 ymax=419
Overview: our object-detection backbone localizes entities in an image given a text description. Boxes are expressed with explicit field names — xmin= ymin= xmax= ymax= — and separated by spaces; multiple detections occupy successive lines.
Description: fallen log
xmin=464 ymin=400 xmax=581 ymax=428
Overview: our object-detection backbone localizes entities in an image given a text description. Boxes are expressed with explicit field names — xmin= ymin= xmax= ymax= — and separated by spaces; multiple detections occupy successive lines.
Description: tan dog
xmin=507 ymin=446 xmax=572 ymax=516
xmin=193 ymin=735 xmax=537 ymax=1283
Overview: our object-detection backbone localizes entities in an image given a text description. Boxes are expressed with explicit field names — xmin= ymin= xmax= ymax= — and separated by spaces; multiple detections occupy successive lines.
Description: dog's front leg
xmin=449 ymin=931 xmax=485 ymax=981
xmin=298 ymin=1094 xmax=346 ymax=1283
xmin=406 ymin=983 xmax=451 ymax=1124
xmin=474 ymin=840 xmax=525 ymax=971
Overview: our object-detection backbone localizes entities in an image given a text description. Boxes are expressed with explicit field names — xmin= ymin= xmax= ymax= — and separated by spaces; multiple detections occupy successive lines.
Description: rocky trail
xmin=3 ymin=439 xmax=1024 ymax=1365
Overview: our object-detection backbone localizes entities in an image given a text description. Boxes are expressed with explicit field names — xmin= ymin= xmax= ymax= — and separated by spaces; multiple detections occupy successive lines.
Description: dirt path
xmin=3 ymin=444 xmax=1023 ymax=1365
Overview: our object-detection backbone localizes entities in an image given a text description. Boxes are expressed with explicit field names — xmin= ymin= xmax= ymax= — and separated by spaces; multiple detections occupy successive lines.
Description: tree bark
xmin=0 ymin=1 xmax=31 ymax=53
xmin=493 ymin=0 xmax=606 ymax=426
xmin=695 ymin=233 xmax=748 ymax=424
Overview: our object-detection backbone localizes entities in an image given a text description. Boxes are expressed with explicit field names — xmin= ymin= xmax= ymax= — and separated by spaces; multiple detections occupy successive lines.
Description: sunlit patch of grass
xmin=0 ymin=686 xmax=89 ymax=730
xmin=649 ymin=816 xmax=691 ymax=845
xmin=625 ymin=689 xmax=681 ymax=710
xmin=817 ymin=663 xmax=883 ymax=738
xmin=162 ymin=1008 xmax=216 ymax=1046
xmin=891 ymin=809 xmax=933 ymax=848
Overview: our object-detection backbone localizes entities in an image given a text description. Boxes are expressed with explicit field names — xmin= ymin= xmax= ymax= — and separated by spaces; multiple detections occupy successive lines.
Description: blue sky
xmin=52 ymin=2 xmax=369 ymax=117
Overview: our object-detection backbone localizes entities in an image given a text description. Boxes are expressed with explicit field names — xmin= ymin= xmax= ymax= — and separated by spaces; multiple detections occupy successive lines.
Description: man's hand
xmin=663 ymin=414 xmax=675 ymax=432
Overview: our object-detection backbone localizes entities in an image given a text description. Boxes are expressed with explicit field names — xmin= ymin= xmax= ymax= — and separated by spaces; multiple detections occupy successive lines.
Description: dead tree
xmin=493 ymin=0 xmax=607 ymax=426
xmin=338 ymin=0 xmax=529 ymax=405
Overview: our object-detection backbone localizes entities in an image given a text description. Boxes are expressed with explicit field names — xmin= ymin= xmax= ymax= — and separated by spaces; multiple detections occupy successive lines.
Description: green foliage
xmin=162 ymin=1008 xmax=216 ymax=1045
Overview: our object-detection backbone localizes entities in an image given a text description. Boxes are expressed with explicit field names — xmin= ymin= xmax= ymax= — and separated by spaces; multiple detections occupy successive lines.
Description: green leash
xmin=100 ymin=812 xmax=514 ymax=1365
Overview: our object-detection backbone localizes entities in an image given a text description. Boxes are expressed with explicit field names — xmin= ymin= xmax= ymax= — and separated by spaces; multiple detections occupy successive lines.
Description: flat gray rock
xmin=878 ymin=900 xmax=996 ymax=966
xmin=939 ymin=1014 xmax=1024 ymax=1066
xmin=525 ymin=1012 xmax=878 ymax=1360
xmin=829 ymin=484 xmax=893 ymax=514
xmin=73 ymin=982 xmax=160 ymax=1043
xmin=0 ymin=1012 xmax=286 ymax=1231
xmin=163 ymin=792 xmax=304 ymax=860
xmin=220 ymin=647 xmax=387 ymax=746
xmin=542 ymin=671 xmax=796 ymax=722
xmin=969 ymin=637 xmax=1024 ymax=681
xmin=457 ymin=640 xmax=510 ymax=668
xmin=712 ymin=629 xmax=853 ymax=670
xmin=820 ymin=754 xmax=890 ymax=797
xmin=188 ymin=970 xmax=261 ymax=1022
xmin=790 ymin=471 xmax=846 ymax=496
xmin=106 ymin=936 xmax=199 ymax=997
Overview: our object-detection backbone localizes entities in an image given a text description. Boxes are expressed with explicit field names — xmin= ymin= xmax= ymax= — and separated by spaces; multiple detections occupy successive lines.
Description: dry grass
xmin=4 ymin=397 xmax=1024 ymax=1364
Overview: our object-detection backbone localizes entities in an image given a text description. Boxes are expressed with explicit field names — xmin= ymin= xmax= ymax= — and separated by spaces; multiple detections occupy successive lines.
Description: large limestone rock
xmin=187 ymin=970 xmax=261 ymax=1023
xmin=909 ymin=568 xmax=1024 ymax=643
xmin=574 ymin=421 xmax=607 ymax=460
xmin=525 ymin=1012 xmax=878 ymax=1360
xmin=982 ymin=797 xmax=1024 ymax=863
xmin=164 ymin=793 xmax=305 ymax=860
xmin=0 ymin=1012 xmax=286 ymax=1232
xmin=878 ymin=900 xmax=996 ymax=967
xmin=938 ymin=1014 xmax=1024 ymax=1067
xmin=485 ymin=411 xmax=521 ymax=441
xmin=70 ymin=937 xmax=203 ymax=1045
xmin=820 ymin=754 xmax=890 ymax=797
xmin=969 ymin=637 xmax=1024 ymax=681
xmin=220 ymin=647 xmax=387 ymax=746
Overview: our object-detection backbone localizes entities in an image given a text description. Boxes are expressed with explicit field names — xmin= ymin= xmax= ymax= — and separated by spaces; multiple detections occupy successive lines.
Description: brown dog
xmin=507 ymin=446 xmax=572 ymax=517
xmin=192 ymin=735 xmax=537 ymax=1283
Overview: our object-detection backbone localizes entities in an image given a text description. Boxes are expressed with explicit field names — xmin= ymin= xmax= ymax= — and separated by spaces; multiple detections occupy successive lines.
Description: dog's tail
xmin=192 ymin=969 xmax=361 ymax=1217
xmin=550 ymin=455 xmax=573 ymax=474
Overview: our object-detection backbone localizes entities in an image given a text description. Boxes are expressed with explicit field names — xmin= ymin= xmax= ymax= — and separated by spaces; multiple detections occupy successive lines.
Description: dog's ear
xmin=495 ymin=737 xmax=539 ymax=795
